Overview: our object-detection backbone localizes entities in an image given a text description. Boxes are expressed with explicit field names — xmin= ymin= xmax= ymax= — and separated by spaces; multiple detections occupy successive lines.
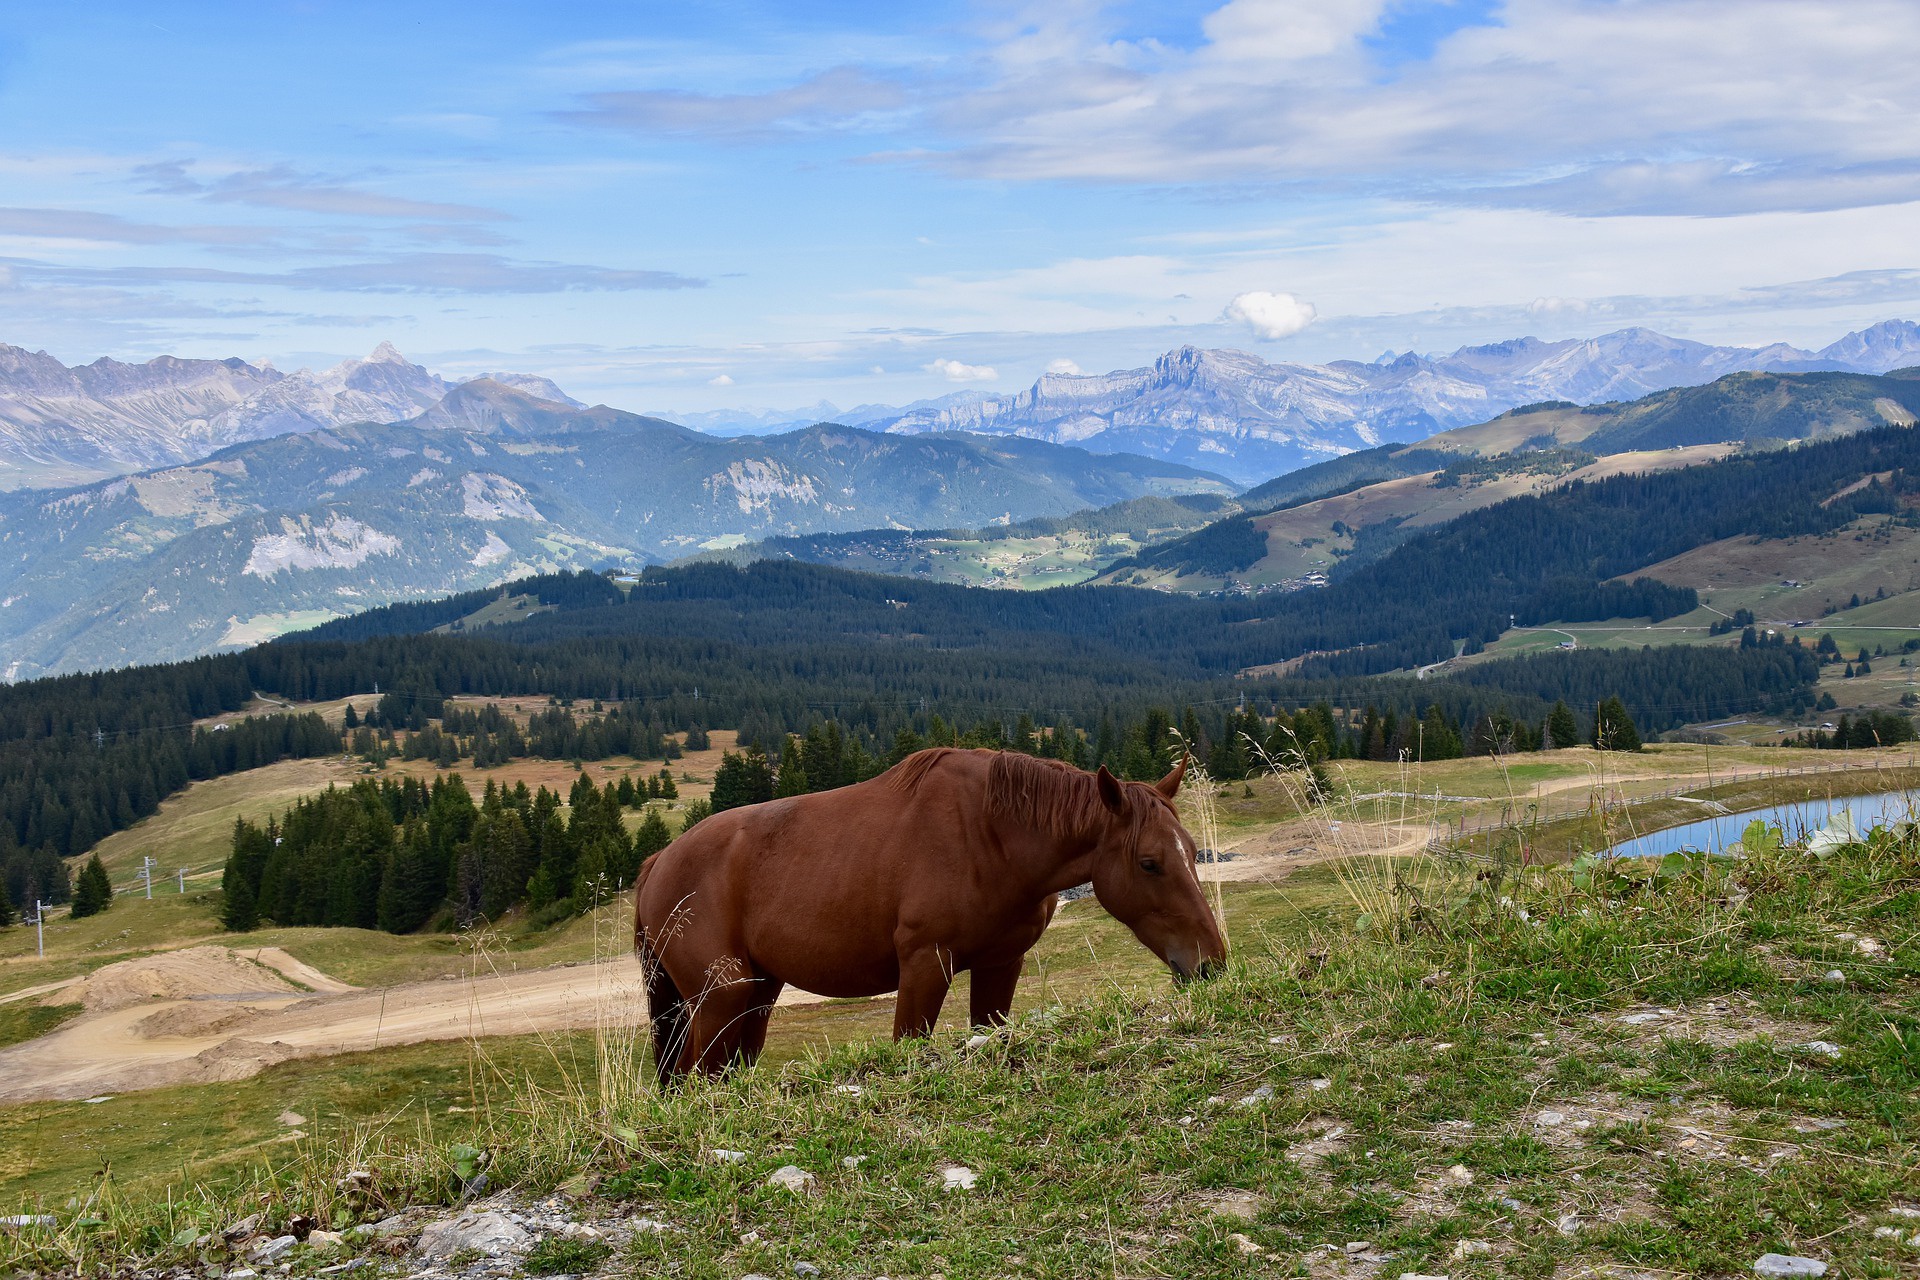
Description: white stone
xmin=709 ymin=1148 xmax=749 ymax=1163
xmin=1345 ymin=1241 xmax=1372 ymax=1253
xmin=1619 ymin=1011 xmax=1667 ymax=1025
xmin=253 ymin=1235 xmax=299 ymax=1262
xmin=1824 ymin=970 xmax=1846 ymax=983
xmin=1447 ymin=1165 xmax=1474 ymax=1184
xmin=1800 ymin=1041 xmax=1844 ymax=1060
xmin=833 ymin=1084 xmax=863 ymax=1096
xmin=965 ymin=1034 xmax=991 ymax=1049
xmin=306 ymin=1229 xmax=344 ymax=1251
xmin=842 ymin=1155 xmax=869 ymax=1169
xmin=415 ymin=1211 xmax=532 ymax=1260
xmin=1229 ymin=1233 xmax=1263 ymax=1254
xmin=1451 ymin=1240 xmax=1491 ymax=1259
xmin=767 ymin=1165 xmax=816 ymax=1193
xmin=942 ymin=1165 xmax=978 ymax=1191
xmin=1556 ymin=1213 xmax=1581 ymax=1236
xmin=1237 ymin=1085 xmax=1275 ymax=1107
xmin=1754 ymin=1254 xmax=1826 ymax=1278
xmin=1309 ymin=1078 xmax=1332 ymax=1090
xmin=1401 ymin=1273 xmax=1449 ymax=1280
xmin=1536 ymin=1110 xmax=1566 ymax=1127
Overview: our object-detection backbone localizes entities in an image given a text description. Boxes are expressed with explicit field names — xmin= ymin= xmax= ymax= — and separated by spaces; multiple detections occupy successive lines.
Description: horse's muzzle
xmin=1170 ymin=956 xmax=1224 ymax=986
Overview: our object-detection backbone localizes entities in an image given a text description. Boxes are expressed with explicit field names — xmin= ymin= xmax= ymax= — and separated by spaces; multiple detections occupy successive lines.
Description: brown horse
xmin=633 ymin=746 xmax=1226 ymax=1084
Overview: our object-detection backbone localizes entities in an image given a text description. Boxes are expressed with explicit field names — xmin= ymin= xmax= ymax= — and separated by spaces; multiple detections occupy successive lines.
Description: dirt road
xmin=0 ymin=947 xmax=838 ymax=1104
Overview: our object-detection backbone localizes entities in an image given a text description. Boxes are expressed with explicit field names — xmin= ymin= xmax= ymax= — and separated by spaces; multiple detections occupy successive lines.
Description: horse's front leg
xmin=968 ymin=958 xmax=1024 ymax=1029
xmin=892 ymin=944 xmax=955 ymax=1039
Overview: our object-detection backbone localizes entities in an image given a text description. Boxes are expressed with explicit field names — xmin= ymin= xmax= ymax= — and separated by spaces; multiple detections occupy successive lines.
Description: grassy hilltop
xmin=3 ymin=808 xmax=1915 ymax=1279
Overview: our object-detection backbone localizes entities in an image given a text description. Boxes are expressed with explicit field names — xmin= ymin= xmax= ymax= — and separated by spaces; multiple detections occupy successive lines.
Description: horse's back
xmin=637 ymin=752 xmax=988 ymax=995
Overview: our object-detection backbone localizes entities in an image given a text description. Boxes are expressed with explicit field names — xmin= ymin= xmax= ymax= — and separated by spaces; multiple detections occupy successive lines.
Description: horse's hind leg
xmin=968 ymin=959 xmax=1023 ymax=1029
xmin=681 ymin=967 xmax=783 ymax=1076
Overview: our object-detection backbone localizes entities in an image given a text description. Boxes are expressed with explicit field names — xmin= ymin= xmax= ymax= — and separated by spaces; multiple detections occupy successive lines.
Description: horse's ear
xmin=1154 ymin=753 xmax=1188 ymax=801
xmin=1095 ymin=765 xmax=1125 ymax=813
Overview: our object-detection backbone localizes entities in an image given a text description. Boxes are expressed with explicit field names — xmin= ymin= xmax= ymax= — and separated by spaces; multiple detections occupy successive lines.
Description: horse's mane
xmin=887 ymin=746 xmax=1114 ymax=839
xmin=986 ymin=752 xmax=1112 ymax=839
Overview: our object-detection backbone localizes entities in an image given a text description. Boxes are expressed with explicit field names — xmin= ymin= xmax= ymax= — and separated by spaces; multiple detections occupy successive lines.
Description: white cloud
xmin=1046 ymin=358 xmax=1083 ymax=375
xmin=927 ymin=357 xmax=998 ymax=382
xmin=708 ymin=372 xmax=734 ymax=385
xmin=898 ymin=0 xmax=1920 ymax=218
xmin=1224 ymin=291 xmax=1316 ymax=341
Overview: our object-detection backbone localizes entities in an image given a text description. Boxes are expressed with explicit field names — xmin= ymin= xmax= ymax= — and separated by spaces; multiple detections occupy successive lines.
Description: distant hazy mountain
xmin=655 ymin=322 xmax=1919 ymax=486
xmin=0 ymin=385 xmax=1229 ymax=678
xmin=878 ymin=322 xmax=1920 ymax=484
xmin=661 ymin=390 xmax=988 ymax=438
xmin=0 ymin=341 xmax=579 ymax=490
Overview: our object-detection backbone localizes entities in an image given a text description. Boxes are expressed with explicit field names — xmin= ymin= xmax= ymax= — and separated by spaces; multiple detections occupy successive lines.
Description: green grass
xmin=5 ymin=828 xmax=1915 ymax=1279
xmin=0 ymin=1001 xmax=81 ymax=1050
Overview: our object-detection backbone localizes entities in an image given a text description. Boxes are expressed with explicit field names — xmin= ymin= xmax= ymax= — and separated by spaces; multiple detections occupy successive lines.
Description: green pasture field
xmin=6 ymin=826 xmax=1915 ymax=1280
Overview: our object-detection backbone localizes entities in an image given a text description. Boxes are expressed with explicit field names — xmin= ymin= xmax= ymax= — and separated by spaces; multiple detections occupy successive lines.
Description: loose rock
xmin=415 ymin=1210 xmax=532 ymax=1260
xmin=1228 ymin=1233 xmax=1262 ymax=1255
xmin=1451 ymin=1240 xmax=1491 ymax=1259
xmin=942 ymin=1165 xmax=978 ymax=1191
xmin=1754 ymin=1255 xmax=1827 ymax=1278
xmin=768 ymin=1165 xmax=817 ymax=1193
xmin=253 ymin=1235 xmax=299 ymax=1262
xmin=1799 ymin=1041 xmax=1843 ymax=1060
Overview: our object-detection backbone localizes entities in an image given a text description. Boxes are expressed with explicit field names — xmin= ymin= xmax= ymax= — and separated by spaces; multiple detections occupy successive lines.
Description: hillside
xmin=1106 ymin=368 xmax=1920 ymax=591
xmin=5 ymin=817 xmax=1914 ymax=1279
xmin=0 ymin=396 xmax=1229 ymax=679
xmin=685 ymin=493 xmax=1234 ymax=588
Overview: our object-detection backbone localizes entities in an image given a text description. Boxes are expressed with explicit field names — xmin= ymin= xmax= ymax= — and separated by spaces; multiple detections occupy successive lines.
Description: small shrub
xmin=525 ymin=1235 xmax=612 ymax=1275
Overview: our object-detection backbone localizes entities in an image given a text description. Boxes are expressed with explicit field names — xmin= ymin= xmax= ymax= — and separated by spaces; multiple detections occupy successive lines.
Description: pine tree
xmin=1546 ymin=700 xmax=1581 ymax=749
xmin=774 ymin=736 xmax=810 ymax=798
xmin=0 ymin=887 xmax=14 ymax=928
xmin=633 ymin=809 xmax=673 ymax=863
xmin=1592 ymin=696 xmax=1642 ymax=752
xmin=1418 ymin=705 xmax=1463 ymax=761
xmin=221 ymin=869 xmax=259 ymax=932
xmin=679 ymin=798 xmax=713 ymax=833
xmin=656 ymin=768 xmax=678 ymax=800
xmin=71 ymin=854 xmax=113 ymax=919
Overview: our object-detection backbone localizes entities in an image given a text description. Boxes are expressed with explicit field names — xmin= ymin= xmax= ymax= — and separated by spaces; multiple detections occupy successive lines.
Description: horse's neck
xmin=1000 ymin=825 xmax=1100 ymax=897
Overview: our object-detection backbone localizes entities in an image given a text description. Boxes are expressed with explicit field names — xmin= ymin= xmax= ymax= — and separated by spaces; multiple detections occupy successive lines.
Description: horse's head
xmin=1089 ymin=757 xmax=1228 ymax=983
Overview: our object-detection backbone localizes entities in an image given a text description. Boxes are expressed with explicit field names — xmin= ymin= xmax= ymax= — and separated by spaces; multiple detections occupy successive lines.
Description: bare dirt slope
xmin=0 ymin=945 xmax=833 ymax=1104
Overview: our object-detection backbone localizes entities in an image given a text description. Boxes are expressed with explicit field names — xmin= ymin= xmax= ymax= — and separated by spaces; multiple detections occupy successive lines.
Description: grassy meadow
xmin=2 ymin=816 xmax=1914 ymax=1279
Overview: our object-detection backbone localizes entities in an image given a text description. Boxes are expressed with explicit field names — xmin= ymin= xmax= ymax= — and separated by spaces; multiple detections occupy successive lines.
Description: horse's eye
xmin=1139 ymin=857 xmax=1163 ymax=875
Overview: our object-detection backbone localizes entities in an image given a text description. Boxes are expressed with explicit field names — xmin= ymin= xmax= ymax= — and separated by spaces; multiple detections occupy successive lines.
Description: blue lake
xmin=1609 ymin=790 xmax=1918 ymax=860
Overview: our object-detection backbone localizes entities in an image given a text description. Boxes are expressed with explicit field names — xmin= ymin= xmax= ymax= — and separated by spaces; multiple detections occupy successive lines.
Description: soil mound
xmin=56 ymin=945 xmax=300 ymax=1014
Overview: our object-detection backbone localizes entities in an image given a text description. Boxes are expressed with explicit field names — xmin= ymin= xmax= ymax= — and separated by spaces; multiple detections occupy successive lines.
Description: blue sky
xmin=3 ymin=0 xmax=1918 ymax=415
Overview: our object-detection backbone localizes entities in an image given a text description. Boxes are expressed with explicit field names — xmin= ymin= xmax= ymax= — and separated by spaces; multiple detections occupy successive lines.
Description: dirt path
xmin=0 ymin=948 xmax=838 ymax=1104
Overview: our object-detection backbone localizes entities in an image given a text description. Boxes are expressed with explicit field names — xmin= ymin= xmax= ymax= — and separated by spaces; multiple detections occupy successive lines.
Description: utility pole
xmin=31 ymin=900 xmax=47 ymax=958
xmin=177 ymin=867 xmax=187 ymax=893
xmin=140 ymin=856 xmax=157 ymax=900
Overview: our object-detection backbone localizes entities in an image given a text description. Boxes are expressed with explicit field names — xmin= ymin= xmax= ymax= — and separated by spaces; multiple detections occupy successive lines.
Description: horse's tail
xmin=633 ymin=856 xmax=688 ymax=1089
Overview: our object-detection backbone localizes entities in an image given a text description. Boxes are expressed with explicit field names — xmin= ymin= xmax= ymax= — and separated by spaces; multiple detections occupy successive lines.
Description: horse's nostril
xmin=1195 ymin=958 xmax=1223 ymax=981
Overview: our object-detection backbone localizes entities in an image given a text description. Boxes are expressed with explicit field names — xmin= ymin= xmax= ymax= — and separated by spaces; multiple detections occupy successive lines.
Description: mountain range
xmin=680 ymin=321 xmax=1920 ymax=484
xmin=0 ymin=380 xmax=1226 ymax=679
xmin=0 ymin=341 xmax=579 ymax=490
